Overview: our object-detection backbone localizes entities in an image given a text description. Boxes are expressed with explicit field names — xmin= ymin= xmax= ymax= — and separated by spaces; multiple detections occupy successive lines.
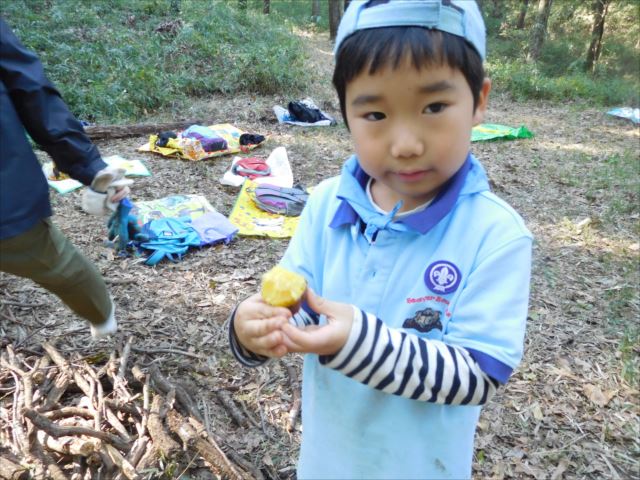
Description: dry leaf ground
xmin=1 ymin=32 xmax=638 ymax=479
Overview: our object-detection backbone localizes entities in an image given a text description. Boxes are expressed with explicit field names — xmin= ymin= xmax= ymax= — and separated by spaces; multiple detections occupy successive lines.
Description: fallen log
xmin=84 ymin=120 xmax=205 ymax=141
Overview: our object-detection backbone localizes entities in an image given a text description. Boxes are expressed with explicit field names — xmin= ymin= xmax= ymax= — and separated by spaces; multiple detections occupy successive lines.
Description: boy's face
xmin=345 ymin=56 xmax=491 ymax=212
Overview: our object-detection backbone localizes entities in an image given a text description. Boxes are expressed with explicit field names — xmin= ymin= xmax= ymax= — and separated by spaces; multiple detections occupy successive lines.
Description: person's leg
xmin=0 ymin=218 xmax=116 ymax=336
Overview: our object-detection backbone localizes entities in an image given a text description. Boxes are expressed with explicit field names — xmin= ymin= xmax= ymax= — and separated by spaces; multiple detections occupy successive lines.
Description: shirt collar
xmin=329 ymin=153 xmax=475 ymax=235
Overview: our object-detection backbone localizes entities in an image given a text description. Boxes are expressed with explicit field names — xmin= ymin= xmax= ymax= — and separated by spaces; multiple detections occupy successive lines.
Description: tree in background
xmin=238 ymin=0 xmax=247 ymax=11
xmin=584 ymin=0 xmax=610 ymax=73
xmin=328 ymin=0 xmax=343 ymax=40
xmin=516 ymin=0 xmax=529 ymax=29
xmin=528 ymin=0 xmax=553 ymax=61
xmin=312 ymin=0 xmax=321 ymax=23
xmin=263 ymin=0 xmax=270 ymax=14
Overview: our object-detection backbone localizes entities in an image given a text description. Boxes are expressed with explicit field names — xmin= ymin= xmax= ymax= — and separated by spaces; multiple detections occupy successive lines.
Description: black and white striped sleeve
xmin=319 ymin=308 xmax=501 ymax=405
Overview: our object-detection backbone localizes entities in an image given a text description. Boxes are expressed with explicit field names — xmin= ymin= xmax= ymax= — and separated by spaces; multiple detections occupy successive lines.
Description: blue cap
xmin=334 ymin=0 xmax=486 ymax=60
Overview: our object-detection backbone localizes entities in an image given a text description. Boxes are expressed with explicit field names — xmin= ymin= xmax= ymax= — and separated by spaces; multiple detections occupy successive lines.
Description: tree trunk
xmin=263 ymin=0 xmax=270 ymax=14
xmin=585 ymin=0 xmax=609 ymax=73
xmin=528 ymin=0 xmax=553 ymax=61
xmin=312 ymin=0 xmax=321 ymax=22
xmin=516 ymin=0 xmax=529 ymax=29
xmin=328 ymin=0 xmax=343 ymax=41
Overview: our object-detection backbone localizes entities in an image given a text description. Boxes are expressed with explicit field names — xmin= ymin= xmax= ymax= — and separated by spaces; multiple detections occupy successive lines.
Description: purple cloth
xmin=190 ymin=211 xmax=238 ymax=246
xmin=182 ymin=125 xmax=228 ymax=152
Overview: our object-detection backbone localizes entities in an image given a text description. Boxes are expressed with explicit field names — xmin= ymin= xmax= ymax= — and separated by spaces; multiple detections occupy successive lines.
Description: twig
xmin=43 ymin=406 xmax=95 ymax=421
xmin=23 ymin=408 xmax=130 ymax=451
xmin=167 ymin=409 xmax=248 ymax=480
xmin=104 ymin=278 xmax=137 ymax=285
xmin=0 ymin=455 xmax=29 ymax=479
xmin=214 ymin=389 xmax=247 ymax=427
xmin=36 ymin=429 xmax=99 ymax=456
xmin=0 ymin=300 xmax=45 ymax=308
xmin=285 ymin=364 xmax=301 ymax=432
xmin=147 ymin=394 xmax=180 ymax=457
xmin=149 ymin=364 xmax=202 ymax=421
xmin=104 ymin=443 xmax=140 ymax=480
xmin=130 ymin=346 xmax=205 ymax=360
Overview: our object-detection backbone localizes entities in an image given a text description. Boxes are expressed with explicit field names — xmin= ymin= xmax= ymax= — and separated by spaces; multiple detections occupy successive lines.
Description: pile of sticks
xmin=0 ymin=339 xmax=256 ymax=480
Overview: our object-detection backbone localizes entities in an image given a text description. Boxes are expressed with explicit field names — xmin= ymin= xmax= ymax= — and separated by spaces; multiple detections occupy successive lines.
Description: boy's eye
xmin=424 ymin=103 xmax=447 ymax=114
xmin=364 ymin=111 xmax=386 ymax=121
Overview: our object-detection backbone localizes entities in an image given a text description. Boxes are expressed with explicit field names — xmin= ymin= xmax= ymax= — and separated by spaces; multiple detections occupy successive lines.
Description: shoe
xmin=90 ymin=299 xmax=118 ymax=339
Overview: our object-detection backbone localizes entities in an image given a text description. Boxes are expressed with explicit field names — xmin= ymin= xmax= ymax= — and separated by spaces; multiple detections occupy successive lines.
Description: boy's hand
xmin=281 ymin=289 xmax=354 ymax=356
xmin=234 ymin=294 xmax=292 ymax=358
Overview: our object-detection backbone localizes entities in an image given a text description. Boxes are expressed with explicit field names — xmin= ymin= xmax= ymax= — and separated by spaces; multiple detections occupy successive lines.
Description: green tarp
xmin=471 ymin=123 xmax=534 ymax=142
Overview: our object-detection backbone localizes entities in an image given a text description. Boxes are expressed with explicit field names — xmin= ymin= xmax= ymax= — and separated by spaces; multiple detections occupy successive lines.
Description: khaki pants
xmin=0 ymin=218 xmax=111 ymax=325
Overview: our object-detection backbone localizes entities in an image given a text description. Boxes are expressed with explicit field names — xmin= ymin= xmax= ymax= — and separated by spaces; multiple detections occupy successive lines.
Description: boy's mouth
xmin=395 ymin=169 xmax=432 ymax=182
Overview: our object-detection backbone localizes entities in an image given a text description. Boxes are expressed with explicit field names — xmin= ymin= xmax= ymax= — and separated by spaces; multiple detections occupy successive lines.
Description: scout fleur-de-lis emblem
xmin=424 ymin=261 xmax=461 ymax=294
xmin=433 ymin=266 xmax=453 ymax=288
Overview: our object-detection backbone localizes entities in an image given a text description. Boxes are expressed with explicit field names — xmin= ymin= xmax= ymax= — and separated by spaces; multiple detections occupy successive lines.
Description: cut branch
xmin=23 ymin=408 xmax=130 ymax=451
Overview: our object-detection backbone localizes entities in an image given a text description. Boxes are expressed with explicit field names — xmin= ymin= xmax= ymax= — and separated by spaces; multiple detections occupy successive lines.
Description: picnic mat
xmin=607 ymin=107 xmax=640 ymax=124
xmin=131 ymin=194 xmax=215 ymax=225
xmin=138 ymin=123 xmax=261 ymax=161
xmin=471 ymin=123 xmax=534 ymax=142
xmin=43 ymin=155 xmax=151 ymax=194
xmin=228 ymin=180 xmax=302 ymax=238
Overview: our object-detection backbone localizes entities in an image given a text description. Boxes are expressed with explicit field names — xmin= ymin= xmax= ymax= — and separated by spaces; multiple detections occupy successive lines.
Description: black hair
xmin=333 ymin=26 xmax=485 ymax=129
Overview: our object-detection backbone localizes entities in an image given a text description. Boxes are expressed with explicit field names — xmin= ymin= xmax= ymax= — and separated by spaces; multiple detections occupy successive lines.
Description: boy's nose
xmin=390 ymin=126 xmax=425 ymax=158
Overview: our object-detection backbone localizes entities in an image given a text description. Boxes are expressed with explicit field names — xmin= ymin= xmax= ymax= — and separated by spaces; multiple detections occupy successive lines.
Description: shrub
xmin=3 ymin=0 xmax=308 ymax=122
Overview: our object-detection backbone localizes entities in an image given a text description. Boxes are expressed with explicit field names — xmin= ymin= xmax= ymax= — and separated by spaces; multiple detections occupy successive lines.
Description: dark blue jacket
xmin=0 ymin=19 xmax=107 ymax=240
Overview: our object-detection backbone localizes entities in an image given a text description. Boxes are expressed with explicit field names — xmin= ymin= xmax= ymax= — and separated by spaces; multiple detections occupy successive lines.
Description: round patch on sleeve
xmin=424 ymin=261 xmax=461 ymax=294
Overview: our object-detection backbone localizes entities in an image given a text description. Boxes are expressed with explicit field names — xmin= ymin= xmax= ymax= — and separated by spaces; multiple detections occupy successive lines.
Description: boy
xmin=229 ymin=1 xmax=532 ymax=478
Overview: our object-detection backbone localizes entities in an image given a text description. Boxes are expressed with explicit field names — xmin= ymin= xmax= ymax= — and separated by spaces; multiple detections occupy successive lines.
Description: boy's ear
xmin=472 ymin=78 xmax=492 ymax=126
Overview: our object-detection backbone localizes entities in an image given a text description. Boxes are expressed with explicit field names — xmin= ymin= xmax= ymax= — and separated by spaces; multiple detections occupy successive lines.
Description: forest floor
xmin=1 ymin=32 xmax=639 ymax=480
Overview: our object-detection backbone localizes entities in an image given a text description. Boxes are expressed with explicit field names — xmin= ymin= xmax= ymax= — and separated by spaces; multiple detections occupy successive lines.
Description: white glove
xmin=82 ymin=166 xmax=133 ymax=215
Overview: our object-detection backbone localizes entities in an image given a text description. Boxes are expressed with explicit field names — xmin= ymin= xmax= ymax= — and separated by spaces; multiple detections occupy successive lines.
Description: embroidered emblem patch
xmin=403 ymin=308 xmax=443 ymax=333
xmin=424 ymin=261 xmax=461 ymax=294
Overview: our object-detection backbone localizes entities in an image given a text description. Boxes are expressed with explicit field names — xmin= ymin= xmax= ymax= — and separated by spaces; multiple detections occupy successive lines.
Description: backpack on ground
xmin=252 ymin=184 xmax=309 ymax=217
xmin=138 ymin=217 xmax=201 ymax=266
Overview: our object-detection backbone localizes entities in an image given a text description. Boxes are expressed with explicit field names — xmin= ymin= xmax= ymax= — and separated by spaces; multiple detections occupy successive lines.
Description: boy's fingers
xmin=244 ymin=316 xmax=287 ymax=338
xmin=306 ymin=289 xmax=352 ymax=320
xmin=281 ymin=323 xmax=324 ymax=351
xmin=254 ymin=329 xmax=285 ymax=351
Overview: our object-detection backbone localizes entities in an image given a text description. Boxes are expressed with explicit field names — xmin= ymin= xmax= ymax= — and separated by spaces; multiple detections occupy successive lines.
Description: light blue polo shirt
xmin=280 ymin=153 xmax=532 ymax=479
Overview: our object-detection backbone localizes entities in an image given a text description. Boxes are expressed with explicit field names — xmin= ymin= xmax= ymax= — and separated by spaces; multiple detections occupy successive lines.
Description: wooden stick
xmin=189 ymin=417 xmax=265 ymax=480
xmin=131 ymin=346 xmax=205 ymax=360
xmin=149 ymin=364 xmax=202 ymax=421
xmin=23 ymin=408 xmax=130 ymax=451
xmin=41 ymin=371 xmax=70 ymax=411
xmin=43 ymin=406 xmax=95 ymax=421
xmin=42 ymin=343 xmax=92 ymax=397
xmin=214 ymin=389 xmax=247 ymax=427
xmin=104 ymin=443 xmax=139 ymax=480
xmin=167 ymin=409 xmax=248 ymax=480
xmin=117 ymin=337 xmax=134 ymax=383
xmin=0 ymin=456 xmax=29 ymax=480
xmin=36 ymin=430 xmax=99 ymax=456
xmin=285 ymin=364 xmax=301 ymax=432
xmin=147 ymin=394 xmax=180 ymax=457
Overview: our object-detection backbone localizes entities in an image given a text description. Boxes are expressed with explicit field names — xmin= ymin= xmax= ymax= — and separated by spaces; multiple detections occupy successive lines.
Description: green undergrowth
xmin=2 ymin=0 xmax=307 ymax=123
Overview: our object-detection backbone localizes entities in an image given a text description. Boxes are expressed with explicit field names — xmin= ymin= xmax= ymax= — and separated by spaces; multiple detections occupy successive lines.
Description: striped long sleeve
xmin=230 ymin=306 xmax=500 ymax=405
xmin=318 ymin=308 xmax=500 ymax=405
